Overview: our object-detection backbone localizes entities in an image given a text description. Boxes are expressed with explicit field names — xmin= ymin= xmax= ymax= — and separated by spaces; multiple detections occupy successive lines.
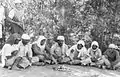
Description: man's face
xmin=22 ymin=39 xmax=30 ymax=45
xmin=92 ymin=45 xmax=98 ymax=50
xmin=57 ymin=40 xmax=64 ymax=47
xmin=15 ymin=3 xmax=22 ymax=10
xmin=14 ymin=38 xmax=21 ymax=44
xmin=77 ymin=44 xmax=83 ymax=50
xmin=40 ymin=39 xmax=46 ymax=46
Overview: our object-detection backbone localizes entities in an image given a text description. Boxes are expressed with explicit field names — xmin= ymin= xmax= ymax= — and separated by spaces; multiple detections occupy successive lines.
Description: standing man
xmin=0 ymin=1 xmax=5 ymax=48
xmin=8 ymin=0 xmax=24 ymax=27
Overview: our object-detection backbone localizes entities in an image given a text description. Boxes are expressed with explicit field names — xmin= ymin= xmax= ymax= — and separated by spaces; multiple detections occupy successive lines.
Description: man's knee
xmin=38 ymin=55 xmax=45 ymax=61
xmin=114 ymin=62 xmax=120 ymax=68
xmin=16 ymin=57 xmax=22 ymax=60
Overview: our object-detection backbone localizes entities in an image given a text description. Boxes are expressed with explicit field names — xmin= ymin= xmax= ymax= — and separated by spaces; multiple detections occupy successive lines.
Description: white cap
xmin=57 ymin=36 xmax=65 ymax=41
xmin=21 ymin=34 xmax=30 ymax=40
xmin=109 ymin=44 xmax=118 ymax=49
xmin=14 ymin=0 xmax=22 ymax=4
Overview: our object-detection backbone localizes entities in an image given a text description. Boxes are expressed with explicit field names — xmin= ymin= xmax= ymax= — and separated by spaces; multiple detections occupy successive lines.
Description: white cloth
xmin=0 ymin=5 xmax=5 ymax=38
xmin=14 ymin=0 xmax=22 ymax=3
xmin=51 ymin=43 xmax=68 ymax=57
xmin=17 ymin=41 xmax=32 ymax=57
xmin=91 ymin=41 xmax=99 ymax=51
xmin=91 ymin=41 xmax=99 ymax=47
xmin=0 ymin=5 xmax=5 ymax=23
xmin=1 ymin=44 xmax=15 ymax=67
xmin=57 ymin=36 xmax=65 ymax=41
xmin=108 ymin=44 xmax=117 ymax=49
xmin=66 ymin=45 xmax=76 ymax=59
xmin=8 ymin=9 xmax=15 ymax=19
xmin=88 ymin=41 xmax=102 ymax=59
xmin=12 ymin=44 xmax=19 ymax=50
xmin=66 ymin=40 xmax=88 ymax=60
xmin=0 ymin=24 xmax=2 ymax=38
xmin=8 ymin=8 xmax=24 ymax=21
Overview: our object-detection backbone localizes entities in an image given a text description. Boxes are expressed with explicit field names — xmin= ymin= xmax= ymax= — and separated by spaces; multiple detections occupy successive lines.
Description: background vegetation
xmin=4 ymin=0 xmax=120 ymax=51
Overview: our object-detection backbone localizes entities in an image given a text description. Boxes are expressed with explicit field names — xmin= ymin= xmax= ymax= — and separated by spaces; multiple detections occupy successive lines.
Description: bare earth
xmin=0 ymin=65 xmax=120 ymax=77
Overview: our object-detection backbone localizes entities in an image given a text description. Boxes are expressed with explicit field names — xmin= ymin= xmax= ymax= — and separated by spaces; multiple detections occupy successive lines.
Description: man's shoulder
xmin=69 ymin=45 xmax=77 ymax=50
xmin=64 ymin=43 xmax=68 ymax=47
xmin=3 ymin=44 xmax=11 ymax=48
xmin=52 ymin=43 xmax=58 ymax=47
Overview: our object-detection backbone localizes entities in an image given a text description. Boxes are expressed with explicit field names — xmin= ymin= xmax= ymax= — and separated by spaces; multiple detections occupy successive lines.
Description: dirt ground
xmin=0 ymin=65 xmax=120 ymax=77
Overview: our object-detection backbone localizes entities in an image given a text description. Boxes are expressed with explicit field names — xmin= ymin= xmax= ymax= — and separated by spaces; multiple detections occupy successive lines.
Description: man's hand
xmin=11 ymin=50 xmax=18 ymax=56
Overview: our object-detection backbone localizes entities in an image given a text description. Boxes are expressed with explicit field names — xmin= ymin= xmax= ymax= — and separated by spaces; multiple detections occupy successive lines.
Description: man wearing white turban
xmin=99 ymin=44 xmax=120 ymax=70
xmin=31 ymin=35 xmax=56 ymax=65
xmin=66 ymin=40 xmax=89 ymax=65
xmin=51 ymin=36 xmax=69 ymax=64
xmin=11 ymin=34 xmax=32 ymax=69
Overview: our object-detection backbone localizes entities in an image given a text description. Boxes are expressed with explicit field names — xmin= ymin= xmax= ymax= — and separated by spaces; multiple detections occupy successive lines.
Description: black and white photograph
xmin=0 ymin=0 xmax=120 ymax=77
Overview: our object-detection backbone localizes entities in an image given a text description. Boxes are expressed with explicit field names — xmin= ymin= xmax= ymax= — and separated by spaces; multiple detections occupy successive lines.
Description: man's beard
xmin=22 ymin=41 xmax=28 ymax=45
xmin=58 ymin=43 xmax=63 ymax=47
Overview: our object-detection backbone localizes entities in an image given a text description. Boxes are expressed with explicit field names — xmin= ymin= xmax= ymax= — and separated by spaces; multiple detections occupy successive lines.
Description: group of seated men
xmin=0 ymin=33 xmax=120 ymax=70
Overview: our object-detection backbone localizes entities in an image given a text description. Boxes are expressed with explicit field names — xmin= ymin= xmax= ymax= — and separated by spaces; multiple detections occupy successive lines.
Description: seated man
xmin=66 ymin=40 xmax=89 ymax=65
xmin=99 ymin=44 xmax=120 ymax=70
xmin=0 ymin=33 xmax=20 ymax=69
xmin=13 ymin=34 xmax=32 ymax=69
xmin=87 ymin=41 xmax=102 ymax=66
xmin=31 ymin=35 xmax=56 ymax=65
xmin=51 ymin=36 xmax=69 ymax=64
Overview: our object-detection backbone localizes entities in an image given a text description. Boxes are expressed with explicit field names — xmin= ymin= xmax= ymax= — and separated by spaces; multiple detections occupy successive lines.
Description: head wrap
xmin=37 ymin=35 xmax=46 ymax=52
xmin=91 ymin=41 xmax=99 ymax=47
xmin=77 ymin=40 xmax=85 ymax=47
xmin=76 ymin=40 xmax=88 ymax=57
xmin=76 ymin=40 xmax=86 ymax=51
xmin=91 ymin=41 xmax=99 ymax=51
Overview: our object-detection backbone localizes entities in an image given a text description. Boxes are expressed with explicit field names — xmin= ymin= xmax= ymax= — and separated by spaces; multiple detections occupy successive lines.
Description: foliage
xmin=4 ymin=0 xmax=120 ymax=50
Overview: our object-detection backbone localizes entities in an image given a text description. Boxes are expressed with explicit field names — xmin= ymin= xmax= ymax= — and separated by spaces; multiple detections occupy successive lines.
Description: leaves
xmin=4 ymin=0 xmax=120 ymax=47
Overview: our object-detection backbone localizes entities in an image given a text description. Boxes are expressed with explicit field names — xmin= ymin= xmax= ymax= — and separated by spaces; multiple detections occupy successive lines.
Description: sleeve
xmin=32 ymin=44 xmax=44 ymax=55
xmin=87 ymin=48 xmax=91 ymax=56
xmin=45 ymin=45 xmax=51 ymax=54
xmin=3 ymin=45 xmax=13 ymax=57
xmin=32 ymin=44 xmax=39 ymax=54
xmin=103 ymin=49 xmax=109 ymax=55
xmin=64 ymin=45 xmax=68 ymax=56
xmin=27 ymin=44 xmax=33 ymax=58
xmin=98 ymin=49 xmax=102 ymax=57
xmin=51 ymin=44 xmax=56 ymax=55
xmin=66 ymin=45 xmax=75 ymax=57
xmin=8 ymin=9 xmax=15 ymax=19
xmin=115 ymin=50 xmax=120 ymax=60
